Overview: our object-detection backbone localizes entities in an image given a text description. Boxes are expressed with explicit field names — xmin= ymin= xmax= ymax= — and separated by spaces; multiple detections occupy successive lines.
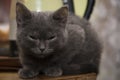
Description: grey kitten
xmin=16 ymin=2 xmax=102 ymax=79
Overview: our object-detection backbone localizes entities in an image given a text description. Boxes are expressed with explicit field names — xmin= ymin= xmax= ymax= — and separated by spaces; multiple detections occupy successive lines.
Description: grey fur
xmin=16 ymin=2 xmax=102 ymax=79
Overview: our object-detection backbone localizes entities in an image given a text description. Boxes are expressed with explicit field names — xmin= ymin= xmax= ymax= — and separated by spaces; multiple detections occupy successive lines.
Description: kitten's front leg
xmin=18 ymin=68 xmax=39 ymax=79
xmin=44 ymin=67 xmax=63 ymax=77
xmin=18 ymin=55 xmax=40 ymax=79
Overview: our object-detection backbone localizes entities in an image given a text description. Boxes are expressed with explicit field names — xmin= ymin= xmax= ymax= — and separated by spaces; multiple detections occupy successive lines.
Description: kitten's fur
xmin=16 ymin=2 xmax=102 ymax=79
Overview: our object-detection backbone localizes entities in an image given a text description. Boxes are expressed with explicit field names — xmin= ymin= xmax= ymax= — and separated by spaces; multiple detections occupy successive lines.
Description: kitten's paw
xmin=44 ymin=67 xmax=63 ymax=77
xmin=18 ymin=69 xmax=39 ymax=79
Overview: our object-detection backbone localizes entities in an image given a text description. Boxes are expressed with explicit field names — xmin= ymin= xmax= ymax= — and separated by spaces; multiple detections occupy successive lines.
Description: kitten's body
xmin=16 ymin=2 xmax=102 ymax=79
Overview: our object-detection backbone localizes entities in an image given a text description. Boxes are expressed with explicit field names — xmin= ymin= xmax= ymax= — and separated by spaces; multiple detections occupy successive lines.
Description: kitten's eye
xmin=28 ymin=35 xmax=37 ymax=40
xmin=48 ymin=35 xmax=56 ymax=40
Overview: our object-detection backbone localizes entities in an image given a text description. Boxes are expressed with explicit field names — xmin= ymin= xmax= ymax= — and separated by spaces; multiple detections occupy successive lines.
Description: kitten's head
xmin=16 ymin=2 xmax=68 ymax=58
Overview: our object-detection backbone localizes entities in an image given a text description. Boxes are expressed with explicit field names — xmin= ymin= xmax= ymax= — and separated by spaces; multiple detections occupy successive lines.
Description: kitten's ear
xmin=53 ymin=6 xmax=68 ymax=23
xmin=16 ymin=2 xmax=31 ymax=24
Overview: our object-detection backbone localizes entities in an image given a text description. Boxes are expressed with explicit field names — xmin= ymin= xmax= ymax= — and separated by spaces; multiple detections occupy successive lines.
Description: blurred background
xmin=0 ymin=0 xmax=10 ymax=47
xmin=90 ymin=0 xmax=120 ymax=80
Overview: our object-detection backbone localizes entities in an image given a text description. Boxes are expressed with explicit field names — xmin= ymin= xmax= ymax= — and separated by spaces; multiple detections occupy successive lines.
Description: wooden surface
xmin=0 ymin=72 xmax=96 ymax=80
xmin=0 ymin=57 xmax=20 ymax=67
xmin=0 ymin=57 xmax=21 ymax=70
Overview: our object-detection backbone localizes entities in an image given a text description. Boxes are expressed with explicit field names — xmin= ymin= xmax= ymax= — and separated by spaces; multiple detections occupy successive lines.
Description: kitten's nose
xmin=40 ymin=41 xmax=45 ymax=52
xmin=40 ymin=48 xmax=45 ymax=52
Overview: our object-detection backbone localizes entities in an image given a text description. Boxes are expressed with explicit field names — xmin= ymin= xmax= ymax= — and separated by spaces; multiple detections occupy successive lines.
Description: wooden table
xmin=0 ymin=72 xmax=96 ymax=80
